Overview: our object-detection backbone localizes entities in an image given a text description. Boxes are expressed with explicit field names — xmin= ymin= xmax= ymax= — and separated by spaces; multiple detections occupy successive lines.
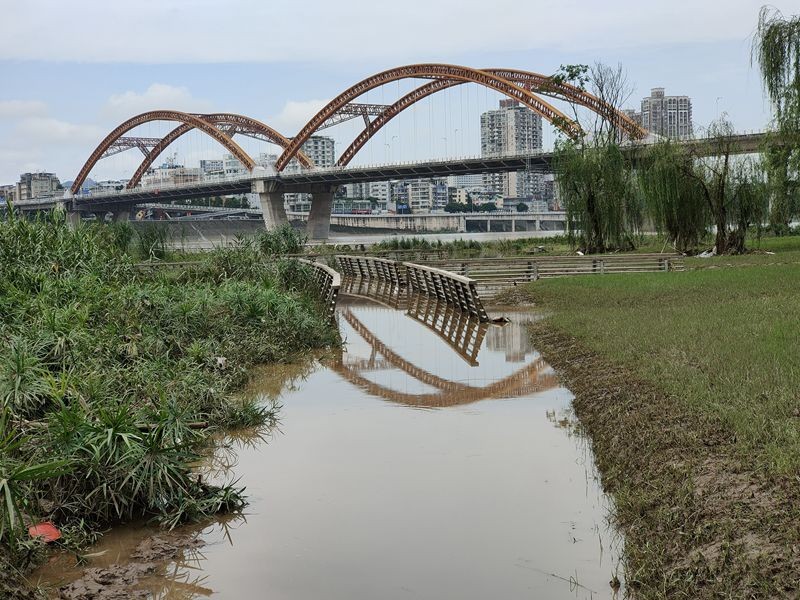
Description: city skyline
xmin=0 ymin=0 xmax=782 ymax=184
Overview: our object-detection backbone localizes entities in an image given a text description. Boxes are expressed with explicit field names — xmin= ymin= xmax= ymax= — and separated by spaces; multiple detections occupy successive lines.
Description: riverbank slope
xmin=511 ymin=251 xmax=800 ymax=598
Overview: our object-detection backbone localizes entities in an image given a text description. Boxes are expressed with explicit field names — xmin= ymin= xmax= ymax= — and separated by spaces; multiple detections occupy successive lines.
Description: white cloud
xmin=0 ymin=0 xmax=769 ymax=63
xmin=268 ymin=99 xmax=330 ymax=134
xmin=0 ymin=100 xmax=48 ymax=120
xmin=14 ymin=117 xmax=104 ymax=145
xmin=103 ymin=84 xmax=213 ymax=120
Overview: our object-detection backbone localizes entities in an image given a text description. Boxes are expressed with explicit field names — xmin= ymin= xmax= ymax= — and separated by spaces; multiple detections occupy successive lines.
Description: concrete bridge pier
xmin=252 ymin=180 xmax=288 ymax=229
xmin=111 ymin=209 xmax=130 ymax=222
xmin=66 ymin=211 xmax=81 ymax=228
xmin=307 ymin=192 xmax=333 ymax=241
xmin=307 ymin=185 xmax=336 ymax=241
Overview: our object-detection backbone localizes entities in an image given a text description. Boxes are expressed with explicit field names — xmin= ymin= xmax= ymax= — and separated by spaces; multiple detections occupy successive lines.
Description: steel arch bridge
xmin=71 ymin=63 xmax=647 ymax=195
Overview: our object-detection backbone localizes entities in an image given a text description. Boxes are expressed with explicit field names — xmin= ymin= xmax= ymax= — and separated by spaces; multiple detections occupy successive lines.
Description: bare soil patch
xmin=56 ymin=532 xmax=205 ymax=600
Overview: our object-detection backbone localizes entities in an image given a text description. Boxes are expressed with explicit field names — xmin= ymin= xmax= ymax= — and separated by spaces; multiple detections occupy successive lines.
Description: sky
xmin=0 ymin=0 xmax=788 ymax=185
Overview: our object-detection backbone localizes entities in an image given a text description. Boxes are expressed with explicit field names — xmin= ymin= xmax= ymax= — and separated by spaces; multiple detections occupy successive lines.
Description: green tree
xmin=639 ymin=141 xmax=708 ymax=252
xmin=684 ymin=119 xmax=768 ymax=254
xmin=516 ymin=202 xmax=529 ymax=213
xmin=551 ymin=63 xmax=642 ymax=253
xmin=556 ymin=141 xmax=641 ymax=253
xmin=753 ymin=6 xmax=800 ymax=232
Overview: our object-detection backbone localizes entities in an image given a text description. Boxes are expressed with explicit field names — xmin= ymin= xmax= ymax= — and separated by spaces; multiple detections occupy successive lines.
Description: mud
xmin=56 ymin=533 xmax=205 ymax=600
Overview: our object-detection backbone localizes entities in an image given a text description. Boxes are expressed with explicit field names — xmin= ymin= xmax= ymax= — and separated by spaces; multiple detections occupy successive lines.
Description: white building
xmin=199 ymin=159 xmax=223 ymax=174
xmin=447 ymin=173 xmax=485 ymax=191
xmin=222 ymin=154 xmax=247 ymax=177
xmin=641 ymin=88 xmax=693 ymax=139
xmin=140 ymin=164 xmax=201 ymax=187
xmin=16 ymin=172 xmax=62 ymax=200
xmin=480 ymin=99 xmax=543 ymax=198
xmin=368 ymin=181 xmax=391 ymax=204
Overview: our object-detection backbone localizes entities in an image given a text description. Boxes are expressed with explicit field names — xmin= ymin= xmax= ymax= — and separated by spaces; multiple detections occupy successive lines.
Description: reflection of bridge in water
xmin=334 ymin=279 xmax=559 ymax=408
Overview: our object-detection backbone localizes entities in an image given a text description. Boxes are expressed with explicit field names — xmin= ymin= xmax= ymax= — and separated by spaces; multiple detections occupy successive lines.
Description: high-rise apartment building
xmin=285 ymin=136 xmax=336 ymax=210
xmin=641 ymin=88 xmax=693 ymax=139
xmin=302 ymin=136 xmax=335 ymax=169
xmin=480 ymin=100 xmax=543 ymax=198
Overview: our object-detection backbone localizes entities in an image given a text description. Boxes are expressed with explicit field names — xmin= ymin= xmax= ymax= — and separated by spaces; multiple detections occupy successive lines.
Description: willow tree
xmin=753 ymin=6 xmax=800 ymax=232
xmin=639 ymin=141 xmax=708 ymax=253
xmin=556 ymin=141 xmax=641 ymax=253
xmin=552 ymin=63 xmax=642 ymax=253
xmin=686 ymin=119 xmax=768 ymax=253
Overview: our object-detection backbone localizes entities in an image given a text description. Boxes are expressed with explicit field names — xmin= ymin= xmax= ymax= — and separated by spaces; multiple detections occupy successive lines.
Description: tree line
xmin=555 ymin=7 xmax=799 ymax=255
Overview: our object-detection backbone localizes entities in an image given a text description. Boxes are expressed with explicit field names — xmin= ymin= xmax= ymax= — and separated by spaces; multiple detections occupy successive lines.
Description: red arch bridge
xmin=11 ymin=63 xmax=767 ymax=240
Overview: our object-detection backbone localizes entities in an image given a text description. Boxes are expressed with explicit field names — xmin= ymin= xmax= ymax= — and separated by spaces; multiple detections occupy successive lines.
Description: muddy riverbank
xmin=526 ymin=322 xmax=800 ymax=598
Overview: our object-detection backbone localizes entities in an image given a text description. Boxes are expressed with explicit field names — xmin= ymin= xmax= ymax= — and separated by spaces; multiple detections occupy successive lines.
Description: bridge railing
xmin=403 ymin=262 xmax=489 ymax=322
xmin=335 ymin=255 xmax=405 ymax=285
xmin=297 ymin=258 xmax=341 ymax=321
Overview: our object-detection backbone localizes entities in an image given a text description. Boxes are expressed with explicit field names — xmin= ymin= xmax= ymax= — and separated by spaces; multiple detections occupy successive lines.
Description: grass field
xmin=515 ymin=237 xmax=800 ymax=597
xmin=531 ymin=263 xmax=800 ymax=472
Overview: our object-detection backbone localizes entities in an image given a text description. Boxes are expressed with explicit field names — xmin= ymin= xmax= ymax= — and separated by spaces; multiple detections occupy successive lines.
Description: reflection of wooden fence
xmin=336 ymin=308 xmax=556 ymax=407
xmin=335 ymin=255 xmax=405 ymax=284
xmin=405 ymin=292 xmax=488 ymax=365
xmin=297 ymin=258 xmax=341 ymax=321
xmin=403 ymin=262 xmax=489 ymax=322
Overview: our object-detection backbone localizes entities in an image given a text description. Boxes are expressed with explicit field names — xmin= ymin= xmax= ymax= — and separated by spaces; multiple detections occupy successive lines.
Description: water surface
xmin=37 ymin=291 xmax=623 ymax=599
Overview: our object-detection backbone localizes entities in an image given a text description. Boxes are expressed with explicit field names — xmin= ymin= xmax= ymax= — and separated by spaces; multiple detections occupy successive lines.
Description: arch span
xmin=275 ymin=64 xmax=583 ymax=171
xmin=337 ymin=69 xmax=647 ymax=166
xmin=486 ymin=68 xmax=645 ymax=138
xmin=126 ymin=113 xmax=313 ymax=189
xmin=70 ymin=110 xmax=257 ymax=195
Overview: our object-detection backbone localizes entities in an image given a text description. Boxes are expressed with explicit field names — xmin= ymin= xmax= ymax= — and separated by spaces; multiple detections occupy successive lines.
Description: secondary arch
xmin=126 ymin=113 xmax=313 ymax=188
xmin=71 ymin=110 xmax=256 ymax=195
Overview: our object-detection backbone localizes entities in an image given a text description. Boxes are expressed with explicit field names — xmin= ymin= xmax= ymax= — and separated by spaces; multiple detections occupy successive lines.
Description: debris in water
xmin=29 ymin=522 xmax=62 ymax=543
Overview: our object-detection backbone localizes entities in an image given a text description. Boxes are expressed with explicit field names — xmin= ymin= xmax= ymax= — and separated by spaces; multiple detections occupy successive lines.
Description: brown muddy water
xmin=35 ymin=291 xmax=624 ymax=599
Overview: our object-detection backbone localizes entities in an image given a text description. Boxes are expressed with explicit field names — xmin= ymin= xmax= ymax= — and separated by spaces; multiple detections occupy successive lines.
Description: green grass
xmin=518 ymin=246 xmax=800 ymax=597
xmin=528 ymin=266 xmax=800 ymax=472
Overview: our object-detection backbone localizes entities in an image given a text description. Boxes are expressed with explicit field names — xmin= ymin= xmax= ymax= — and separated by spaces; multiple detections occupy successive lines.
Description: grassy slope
xmin=532 ymin=265 xmax=800 ymax=471
xmin=517 ymin=239 xmax=800 ymax=597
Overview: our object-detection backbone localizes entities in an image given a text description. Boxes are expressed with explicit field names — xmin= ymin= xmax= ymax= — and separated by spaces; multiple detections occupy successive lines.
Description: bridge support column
xmin=535 ymin=218 xmax=541 ymax=231
xmin=511 ymin=218 xmax=516 ymax=233
xmin=486 ymin=219 xmax=491 ymax=233
xmin=252 ymin=179 xmax=287 ymax=230
xmin=66 ymin=211 xmax=81 ymax=228
xmin=307 ymin=188 xmax=334 ymax=241
xmin=260 ymin=192 xmax=288 ymax=229
xmin=111 ymin=210 xmax=130 ymax=222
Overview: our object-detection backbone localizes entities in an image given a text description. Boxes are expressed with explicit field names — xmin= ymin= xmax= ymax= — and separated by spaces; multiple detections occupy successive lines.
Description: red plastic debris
xmin=28 ymin=522 xmax=62 ymax=543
